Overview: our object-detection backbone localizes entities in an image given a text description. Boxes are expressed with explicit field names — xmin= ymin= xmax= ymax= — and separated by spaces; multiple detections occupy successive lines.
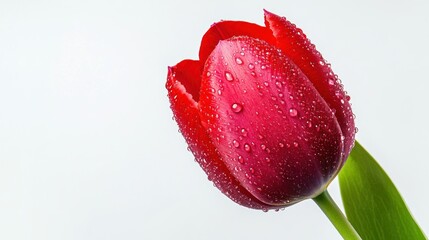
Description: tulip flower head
xmin=166 ymin=10 xmax=355 ymax=211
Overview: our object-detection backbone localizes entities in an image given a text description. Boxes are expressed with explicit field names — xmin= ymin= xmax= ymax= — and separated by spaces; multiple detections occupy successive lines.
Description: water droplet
xmin=238 ymin=155 xmax=244 ymax=164
xmin=261 ymin=65 xmax=267 ymax=70
xmin=315 ymin=125 xmax=321 ymax=132
xmin=279 ymin=142 xmax=284 ymax=148
xmin=289 ymin=108 xmax=298 ymax=117
xmin=275 ymin=81 xmax=282 ymax=88
xmin=206 ymin=71 xmax=211 ymax=77
xmin=248 ymin=63 xmax=255 ymax=69
xmin=217 ymin=89 xmax=222 ymax=95
xmin=265 ymin=157 xmax=271 ymax=163
xmin=328 ymin=79 xmax=335 ymax=85
xmin=260 ymin=144 xmax=266 ymax=150
xmin=250 ymin=168 xmax=255 ymax=174
xmin=293 ymin=142 xmax=299 ymax=147
xmin=241 ymin=128 xmax=248 ymax=137
xmin=235 ymin=57 xmax=243 ymax=65
xmin=244 ymin=143 xmax=251 ymax=152
xmin=231 ymin=103 xmax=243 ymax=113
xmin=233 ymin=140 xmax=240 ymax=148
xmin=225 ymin=71 xmax=234 ymax=81
xmin=345 ymin=95 xmax=351 ymax=101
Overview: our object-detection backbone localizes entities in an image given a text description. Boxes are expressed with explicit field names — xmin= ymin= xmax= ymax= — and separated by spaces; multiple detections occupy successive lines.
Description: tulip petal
xmin=169 ymin=59 xmax=203 ymax=102
xmin=264 ymin=10 xmax=355 ymax=159
xmin=199 ymin=37 xmax=344 ymax=206
xmin=199 ymin=21 xmax=277 ymax=64
xmin=166 ymin=60 xmax=272 ymax=210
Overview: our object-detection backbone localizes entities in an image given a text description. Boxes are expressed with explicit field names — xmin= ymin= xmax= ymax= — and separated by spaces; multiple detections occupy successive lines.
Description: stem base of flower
xmin=313 ymin=190 xmax=362 ymax=240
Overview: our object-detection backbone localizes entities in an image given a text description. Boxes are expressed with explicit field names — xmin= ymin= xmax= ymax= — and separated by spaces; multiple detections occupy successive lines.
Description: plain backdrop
xmin=1 ymin=0 xmax=428 ymax=239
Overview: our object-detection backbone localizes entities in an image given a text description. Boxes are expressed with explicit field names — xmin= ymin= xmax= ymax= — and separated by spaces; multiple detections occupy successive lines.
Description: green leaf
xmin=339 ymin=141 xmax=427 ymax=240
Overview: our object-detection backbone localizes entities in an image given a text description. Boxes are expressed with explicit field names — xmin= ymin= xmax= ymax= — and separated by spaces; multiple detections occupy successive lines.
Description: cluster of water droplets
xmin=194 ymin=27 xmax=361 ymax=209
xmin=206 ymin=38 xmax=330 ymax=206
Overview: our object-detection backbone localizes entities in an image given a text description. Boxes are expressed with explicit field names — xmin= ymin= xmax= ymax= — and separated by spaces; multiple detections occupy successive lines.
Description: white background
xmin=1 ymin=0 xmax=428 ymax=239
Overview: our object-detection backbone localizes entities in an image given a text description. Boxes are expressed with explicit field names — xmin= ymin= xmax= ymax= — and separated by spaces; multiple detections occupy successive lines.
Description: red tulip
xmin=166 ymin=10 xmax=355 ymax=210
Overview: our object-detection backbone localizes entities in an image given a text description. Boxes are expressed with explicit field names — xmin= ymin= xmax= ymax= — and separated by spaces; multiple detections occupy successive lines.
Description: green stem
xmin=313 ymin=190 xmax=362 ymax=240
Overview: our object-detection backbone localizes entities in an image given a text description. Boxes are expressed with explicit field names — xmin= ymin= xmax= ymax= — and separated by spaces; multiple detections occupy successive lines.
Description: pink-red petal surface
xmin=166 ymin=61 xmax=272 ymax=210
xmin=264 ymin=10 xmax=355 ymax=159
xmin=199 ymin=37 xmax=344 ymax=205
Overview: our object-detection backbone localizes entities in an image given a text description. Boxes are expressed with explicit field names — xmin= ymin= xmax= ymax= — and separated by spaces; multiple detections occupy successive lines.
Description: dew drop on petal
xmin=238 ymin=155 xmax=244 ymax=164
xmin=248 ymin=63 xmax=255 ymax=69
xmin=244 ymin=143 xmax=251 ymax=152
xmin=235 ymin=57 xmax=243 ymax=65
xmin=293 ymin=142 xmax=299 ymax=147
xmin=233 ymin=140 xmax=240 ymax=148
xmin=231 ymin=103 xmax=243 ymax=113
xmin=289 ymin=108 xmax=298 ymax=117
xmin=225 ymin=71 xmax=234 ymax=81
xmin=241 ymin=128 xmax=248 ymax=137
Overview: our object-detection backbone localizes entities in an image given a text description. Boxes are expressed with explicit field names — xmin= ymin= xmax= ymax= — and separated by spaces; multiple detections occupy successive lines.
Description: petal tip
xmin=167 ymin=66 xmax=174 ymax=75
xmin=263 ymin=9 xmax=272 ymax=16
